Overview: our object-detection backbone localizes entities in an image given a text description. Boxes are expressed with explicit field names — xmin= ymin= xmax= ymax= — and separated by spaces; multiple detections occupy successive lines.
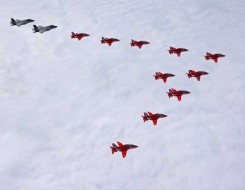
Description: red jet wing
xmin=138 ymin=44 xmax=143 ymax=49
xmin=196 ymin=76 xmax=201 ymax=81
xmin=153 ymin=119 xmax=158 ymax=125
xmin=108 ymin=42 xmax=112 ymax=46
xmin=177 ymin=52 xmax=181 ymax=57
xmin=122 ymin=151 xmax=127 ymax=158
xmin=163 ymin=78 xmax=167 ymax=83
xmin=177 ymin=95 xmax=182 ymax=101
xmin=214 ymin=58 xmax=218 ymax=63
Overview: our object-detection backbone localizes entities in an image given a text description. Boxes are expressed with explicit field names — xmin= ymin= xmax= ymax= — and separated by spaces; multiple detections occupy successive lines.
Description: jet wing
xmin=163 ymin=78 xmax=167 ymax=83
xmin=153 ymin=119 xmax=158 ymax=125
xmin=108 ymin=42 xmax=112 ymax=46
xmin=196 ymin=76 xmax=201 ymax=81
xmin=177 ymin=95 xmax=182 ymax=101
xmin=138 ymin=44 xmax=143 ymax=49
xmin=122 ymin=151 xmax=127 ymax=158
xmin=214 ymin=58 xmax=218 ymax=63
xmin=177 ymin=52 xmax=181 ymax=57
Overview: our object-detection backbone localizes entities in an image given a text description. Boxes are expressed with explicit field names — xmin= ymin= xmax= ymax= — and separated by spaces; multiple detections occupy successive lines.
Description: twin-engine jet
xmin=71 ymin=32 xmax=90 ymax=40
xmin=110 ymin=141 xmax=138 ymax=158
xmin=154 ymin=72 xmax=175 ymax=83
xmin=168 ymin=46 xmax=188 ymax=57
xmin=167 ymin=88 xmax=190 ymax=101
xmin=101 ymin=37 xmax=120 ymax=46
xmin=142 ymin=112 xmax=167 ymax=125
xmin=10 ymin=18 xmax=34 ymax=26
xmin=186 ymin=70 xmax=209 ymax=81
xmin=204 ymin=52 xmax=225 ymax=63
xmin=130 ymin=39 xmax=150 ymax=49
xmin=32 ymin=25 xmax=57 ymax=33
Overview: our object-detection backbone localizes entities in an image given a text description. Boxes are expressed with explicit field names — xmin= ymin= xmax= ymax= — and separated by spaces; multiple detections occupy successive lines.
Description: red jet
xmin=168 ymin=46 xmax=188 ymax=57
xmin=130 ymin=39 xmax=150 ymax=49
xmin=110 ymin=141 xmax=138 ymax=158
xmin=71 ymin=32 xmax=90 ymax=40
xmin=186 ymin=70 xmax=209 ymax=81
xmin=167 ymin=88 xmax=190 ymax=101
xmin=204 ymin=52 xmax=225 ymax=63
xmin=142 ymin=112 xmax=167 ymax=125
xmin=154 ymin=72 xmax=175 ymax=83
xmin=101 ymin=37 xmax=120 ymax=46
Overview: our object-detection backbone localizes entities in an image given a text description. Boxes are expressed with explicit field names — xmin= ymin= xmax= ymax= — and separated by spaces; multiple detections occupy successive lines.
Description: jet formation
xmin=10 ymin=18 xmax=226 ymax=158
xmin=110 ymin=141 xmax=138 ymax=158
xmin=186 ymin=70 xmax=209 ymax=81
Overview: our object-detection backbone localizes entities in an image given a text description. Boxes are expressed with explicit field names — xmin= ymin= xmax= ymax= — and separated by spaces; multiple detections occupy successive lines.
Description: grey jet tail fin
xmin=32 ymin=25 xmax=39 ymax=33
xmin=10 ymin=18 xmax=16 ymax=25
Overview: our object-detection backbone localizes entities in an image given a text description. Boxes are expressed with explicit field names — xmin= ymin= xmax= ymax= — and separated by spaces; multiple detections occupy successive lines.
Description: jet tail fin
xmin=10 ymin=18 xmax=16 ymax=26
xmin=167 ymin=89 xmax=173 ymax=98
xmin=101 ymin=37 xmax=105 ymax=44
xmin=32 ymin=25 xmax=39 ymax=33
xmin=112 ymin=143 xmax=118 ymax=153
xmin=204 ymin=55 xmax=209 ymax=60
xmin=154 ymin=72 xmax=159 ymax=80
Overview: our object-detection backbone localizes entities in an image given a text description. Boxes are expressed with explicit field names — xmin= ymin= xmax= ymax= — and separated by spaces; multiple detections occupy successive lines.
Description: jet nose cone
xmin=186 ymin=91 xmax=191 ymax=94
xmin=134 ymin=145 xmax=138 ymax=148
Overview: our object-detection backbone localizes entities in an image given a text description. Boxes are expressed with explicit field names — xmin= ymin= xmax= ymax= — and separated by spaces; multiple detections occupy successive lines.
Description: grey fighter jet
xmin=10 ymin=18 xmax=34 ymax=26
xmin=32 ymin=25 xmax=57 ymax=33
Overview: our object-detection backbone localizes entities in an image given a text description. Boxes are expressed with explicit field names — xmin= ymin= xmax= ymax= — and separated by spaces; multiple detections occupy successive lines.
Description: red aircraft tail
xmin=71 ymin=32 xmax=75 ymax=39
xmin=130 ymin=40 xmax=135 ymax=47
xmin=142 ymin=112 xmax=148 ymax=122
xmin=204 ymin=55 xmax=209 ymax=60
xmin=101 ymin=37 xmax=105 ymax=44
xmin=111 ymin=143 xmax=118 ymax=154
xmin=154 ymin=73 xmax=159 ymax=80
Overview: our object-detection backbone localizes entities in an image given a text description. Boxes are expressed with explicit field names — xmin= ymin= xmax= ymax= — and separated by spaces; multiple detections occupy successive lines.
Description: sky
xmin=0 ymin=0 xmax=244 ymax=189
